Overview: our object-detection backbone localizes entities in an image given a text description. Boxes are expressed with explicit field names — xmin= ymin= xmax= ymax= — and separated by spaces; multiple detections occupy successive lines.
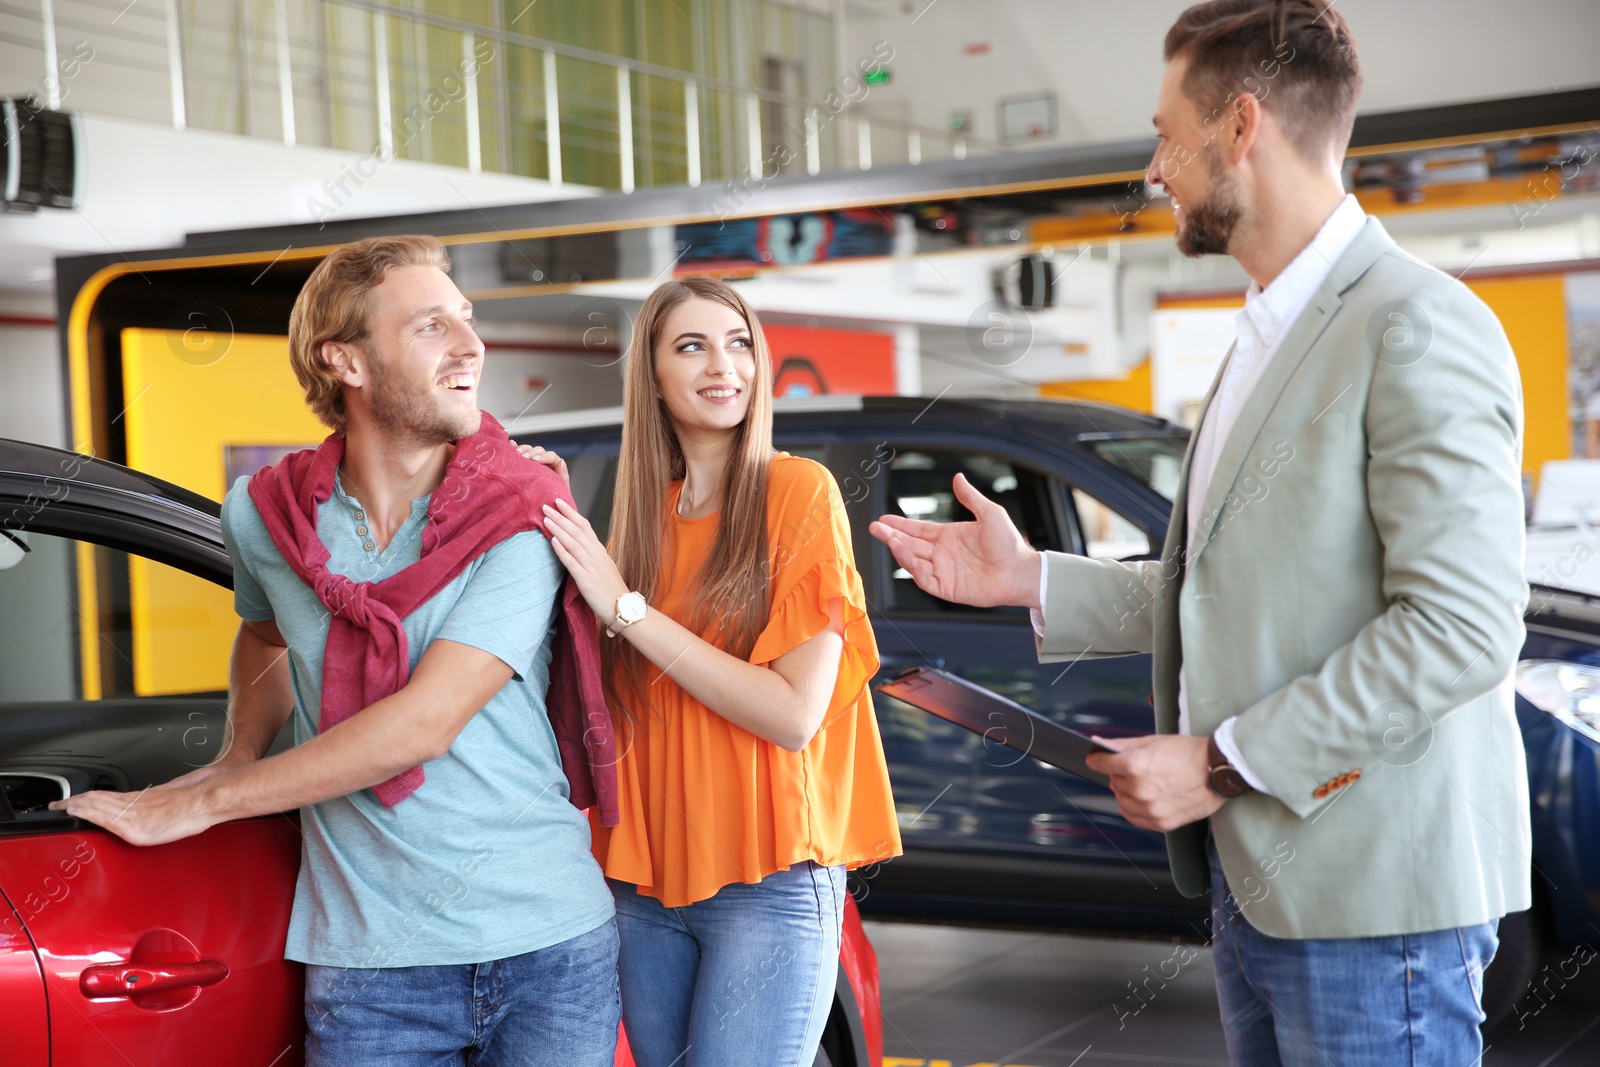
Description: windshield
xmin=1084 ymin=436 xmax=1188 ymax=502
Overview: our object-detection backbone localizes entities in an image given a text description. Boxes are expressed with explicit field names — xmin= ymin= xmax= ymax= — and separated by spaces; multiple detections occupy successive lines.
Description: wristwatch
xmin=1206 ymin=734 xmax=1254 ymax=799
xmin=606 ymin=591 xmax=648 ymax=638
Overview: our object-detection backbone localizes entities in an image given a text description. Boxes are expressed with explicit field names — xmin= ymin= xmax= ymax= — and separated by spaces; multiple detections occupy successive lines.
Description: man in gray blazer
xmin=872 ymin=2 xmax=1529 ymax=1063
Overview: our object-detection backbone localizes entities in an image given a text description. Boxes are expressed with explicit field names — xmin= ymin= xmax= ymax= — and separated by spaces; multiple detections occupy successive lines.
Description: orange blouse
xmin=590 ymin=453 xmax=903 ymax=907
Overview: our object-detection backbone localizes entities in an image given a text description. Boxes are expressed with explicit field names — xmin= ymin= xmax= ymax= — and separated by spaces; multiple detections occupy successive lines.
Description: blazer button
xmin=1348 ymin=769 xmax=1362 ymax=783
xmin=1313 ymin=784 xmax=1331 ymax=799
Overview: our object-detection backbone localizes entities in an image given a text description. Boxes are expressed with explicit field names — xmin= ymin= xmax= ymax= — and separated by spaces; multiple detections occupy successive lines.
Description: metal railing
xmin=2 ymin=0 xmax=996 ymax=193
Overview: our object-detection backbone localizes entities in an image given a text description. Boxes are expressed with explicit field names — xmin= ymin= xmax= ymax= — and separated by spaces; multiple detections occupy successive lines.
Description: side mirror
xmin=0 ymin=529 xmax=30 ymax=571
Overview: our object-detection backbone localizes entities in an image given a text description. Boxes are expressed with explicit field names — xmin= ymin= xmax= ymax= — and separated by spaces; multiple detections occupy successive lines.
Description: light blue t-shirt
xmin=221 ymin=474 xmax=613 ymax=968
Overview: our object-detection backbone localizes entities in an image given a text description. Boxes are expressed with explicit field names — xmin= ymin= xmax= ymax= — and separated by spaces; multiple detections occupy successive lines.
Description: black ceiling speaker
xmin=994 ymin=253 xmax=1056 ymax=311
xmin=3 ymin=100 xmax=82 ymax=211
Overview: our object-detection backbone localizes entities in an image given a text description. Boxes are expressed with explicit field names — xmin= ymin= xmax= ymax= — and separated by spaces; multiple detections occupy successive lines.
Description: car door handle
xmin=879 ymin=654 xmax=946 ymax=673
xmin=80 ymin=958 xmax=228 ymax=999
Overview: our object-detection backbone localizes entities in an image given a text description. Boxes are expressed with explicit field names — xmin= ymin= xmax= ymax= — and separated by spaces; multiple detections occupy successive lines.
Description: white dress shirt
xmin=1035 ymin=194 xmax=1369 ymax=796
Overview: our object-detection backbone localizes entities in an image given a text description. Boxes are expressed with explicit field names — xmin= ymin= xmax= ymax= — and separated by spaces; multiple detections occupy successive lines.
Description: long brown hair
xmin=601 ymin=276 xmax=776 ymax=723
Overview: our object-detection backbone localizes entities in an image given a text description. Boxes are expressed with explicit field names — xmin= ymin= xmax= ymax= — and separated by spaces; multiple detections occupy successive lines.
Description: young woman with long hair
xmin=533 ymin=275 xmax=901 ymax=1066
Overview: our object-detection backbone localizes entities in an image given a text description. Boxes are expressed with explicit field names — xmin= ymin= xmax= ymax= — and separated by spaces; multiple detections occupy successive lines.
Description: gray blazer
xmin=1038 ymin=218 xmax=1531 ymax=938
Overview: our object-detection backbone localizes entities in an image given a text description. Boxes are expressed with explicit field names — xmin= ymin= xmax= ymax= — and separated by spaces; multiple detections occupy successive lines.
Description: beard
xmin=365 ymin=353 xmax=481 ymax=446
xmin=1175 ymin=153 xmax=1244 ymax=258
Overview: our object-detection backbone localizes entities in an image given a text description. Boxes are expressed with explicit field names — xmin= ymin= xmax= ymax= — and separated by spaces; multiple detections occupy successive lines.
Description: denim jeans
xmin=610 ymin=862 xmax=846 ymax=1067
xmin=1208 ymin=843 xmax=1498 ymax=1066
xmin=303 ymin=918 xmax=620 ymax=1067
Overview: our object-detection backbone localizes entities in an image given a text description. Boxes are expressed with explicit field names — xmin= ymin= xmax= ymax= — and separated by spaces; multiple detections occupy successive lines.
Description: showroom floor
xmin=865 ymin=922 xmax=1600 ymax=1066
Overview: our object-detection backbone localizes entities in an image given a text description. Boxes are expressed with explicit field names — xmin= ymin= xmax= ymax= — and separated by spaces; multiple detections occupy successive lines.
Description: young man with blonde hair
xmin=59 ymin=234 xmax=621 ymax=1065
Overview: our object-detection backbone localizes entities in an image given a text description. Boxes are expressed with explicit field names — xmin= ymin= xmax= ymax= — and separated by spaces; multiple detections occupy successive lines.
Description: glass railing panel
xmin=696 ymin=83 xmax=746 ymax=194
xmin=317 ymin=4 xmax=381 ymax=156
xmin=49 ymin=0 xmax=170 ymax=125
xmin=550 ymin=53 xmax=627 ymax=191
xmin=635 ymin=71 xmax=692 ymax=190
xmin=385 ymin=18 xmax=473 ymax=170
xmin=499 ymin=43 xmax=554 ymax=183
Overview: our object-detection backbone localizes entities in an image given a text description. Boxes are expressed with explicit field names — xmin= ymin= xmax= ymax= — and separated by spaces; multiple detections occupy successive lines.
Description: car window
xmin=1071 ymin=488 xmax=1153 ymax=560
xmin=777 ymin=443 xmax=828 ymax=465
xmin=881 ymin=448 xmax=1067 ymax=617
xmin=572 ymin=444 xmax=826 ymax=543
xmin=1084 ymin=436 xmax=1186 ymax=502
xmin=0 ymin=531 xmax=231 ymax=703
xmin=565 ymin=450 xmax=619 ymax=540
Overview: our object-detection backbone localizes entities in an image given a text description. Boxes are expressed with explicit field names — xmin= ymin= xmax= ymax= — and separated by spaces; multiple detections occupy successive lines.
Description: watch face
xmin=618 ymin=592 xmax=648 ymax=622
xmin=1210 ymin=767 xmax=1250 ymax=798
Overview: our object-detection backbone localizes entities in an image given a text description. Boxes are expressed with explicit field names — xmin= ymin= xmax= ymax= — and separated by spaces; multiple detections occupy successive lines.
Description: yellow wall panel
xmin=1464 ymin=275 xmax=1569 ymax=480
xmin=121 ymin=330 xmax=327 ymax=499
xmin=1156 ymin=294 xmax=1246 ymax=310
xmin=1039 ymin=358 xmax=1154 ymax=413
xmin=119 ymin=330 xmax=325 ymax=695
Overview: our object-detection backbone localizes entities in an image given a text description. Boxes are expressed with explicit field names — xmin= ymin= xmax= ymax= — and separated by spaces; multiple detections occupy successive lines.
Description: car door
xmin=0 ymin=521 xmax=303 ymax=1066
xmin=855 ymin=437 xmax=1171 ymax=907
xmin=0 ymin=883 xmax=49 ymax=1067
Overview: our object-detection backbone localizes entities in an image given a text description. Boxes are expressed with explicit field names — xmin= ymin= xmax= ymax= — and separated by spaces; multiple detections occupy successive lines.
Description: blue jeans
xmin=1208 ymin=844 xmax=1498 ymax=1066
xmin=610 ymin=862 xmax=846 ymax=1067
xmin=303 ymin=919 xmax=620 ymax=1067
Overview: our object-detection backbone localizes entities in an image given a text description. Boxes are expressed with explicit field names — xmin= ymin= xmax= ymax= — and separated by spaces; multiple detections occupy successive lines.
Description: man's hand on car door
xmin=51 ymin=775 xmax=228 ymax=846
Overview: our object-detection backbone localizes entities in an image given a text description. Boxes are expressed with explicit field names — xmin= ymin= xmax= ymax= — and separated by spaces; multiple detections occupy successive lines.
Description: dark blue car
xmin=511 ymin=393 xmax=1600 ymax=1027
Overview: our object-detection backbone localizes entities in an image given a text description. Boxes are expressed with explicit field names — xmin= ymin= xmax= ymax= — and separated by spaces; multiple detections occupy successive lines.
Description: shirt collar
xmin=331 ymin=471 xmax=432 ymax=513
xmin=1241 ymin=194 xmax=1367 ymax=345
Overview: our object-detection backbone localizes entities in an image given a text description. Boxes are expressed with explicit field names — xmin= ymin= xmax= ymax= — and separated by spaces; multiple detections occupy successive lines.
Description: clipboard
xmin=874 ymin=666 xmax=1116 ymax=787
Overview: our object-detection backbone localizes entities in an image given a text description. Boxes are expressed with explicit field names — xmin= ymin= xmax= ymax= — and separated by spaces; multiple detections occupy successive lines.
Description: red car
xmin=0 ymin=437 xmax=883 ymax=1067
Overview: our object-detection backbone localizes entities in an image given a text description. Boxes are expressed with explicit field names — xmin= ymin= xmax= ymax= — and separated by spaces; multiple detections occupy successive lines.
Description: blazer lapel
xmin=1189 ymin=218 xmax=1395 ymax=559
xmin=1150 ymin=342 xmax=1233 ymax=736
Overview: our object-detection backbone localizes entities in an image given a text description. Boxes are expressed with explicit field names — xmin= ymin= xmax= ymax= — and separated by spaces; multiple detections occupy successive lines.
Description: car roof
xmin=502 ymin=394 xmax=1184 ymax=441
xmin=0 ymin=438 xmax=220 ymax=516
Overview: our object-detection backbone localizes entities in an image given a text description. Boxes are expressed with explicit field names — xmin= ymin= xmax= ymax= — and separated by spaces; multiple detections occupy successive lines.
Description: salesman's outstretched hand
xmin=869 ymin=473 xmax=1041 ymax=609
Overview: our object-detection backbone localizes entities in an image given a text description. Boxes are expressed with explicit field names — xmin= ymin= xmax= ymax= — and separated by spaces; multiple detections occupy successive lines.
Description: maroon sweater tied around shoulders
xmin=245 ymin=411 xmax=619 ymax=825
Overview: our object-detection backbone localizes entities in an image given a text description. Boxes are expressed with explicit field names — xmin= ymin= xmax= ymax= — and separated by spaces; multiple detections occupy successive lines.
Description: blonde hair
xmin=287 ymin=234 xmax=452 ymax=432
xmin=603 ymin=275 xmax=776 ymax=723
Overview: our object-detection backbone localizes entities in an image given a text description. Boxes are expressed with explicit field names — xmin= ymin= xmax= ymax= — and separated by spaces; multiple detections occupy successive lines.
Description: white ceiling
xmin=842 ymin=0 xmax=1600 ymax=147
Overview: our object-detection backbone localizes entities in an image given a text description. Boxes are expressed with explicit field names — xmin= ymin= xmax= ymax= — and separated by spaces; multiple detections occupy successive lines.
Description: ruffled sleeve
xmin=749 ymin=458 xmax=880 ymax=711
